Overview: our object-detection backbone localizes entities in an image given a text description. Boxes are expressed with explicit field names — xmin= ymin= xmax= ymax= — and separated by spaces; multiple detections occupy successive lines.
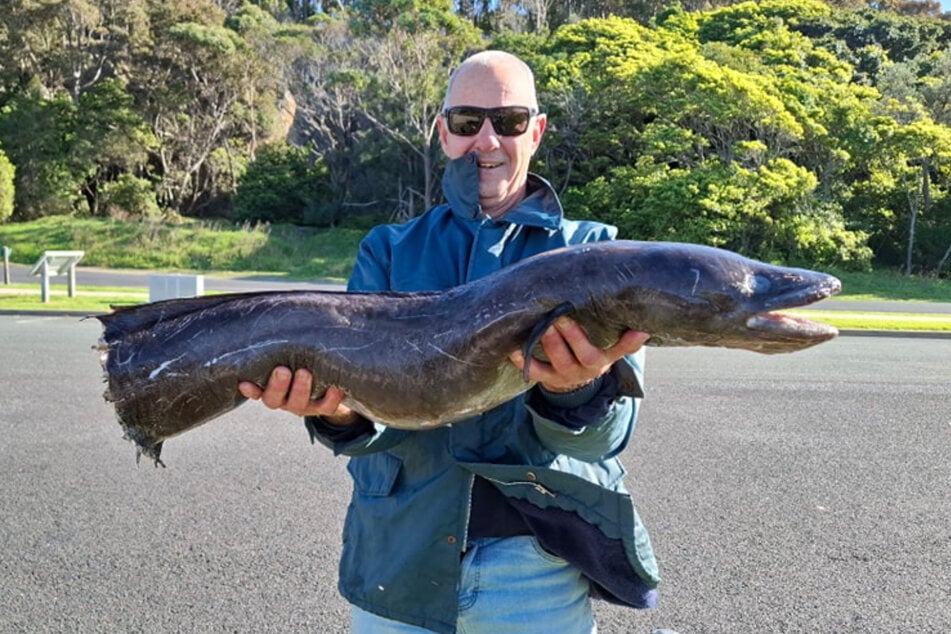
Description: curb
xmin=0 ymin=309 xmax=105 ymax=318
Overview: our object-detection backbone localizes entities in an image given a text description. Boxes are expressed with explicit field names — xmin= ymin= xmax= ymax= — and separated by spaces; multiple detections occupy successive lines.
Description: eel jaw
xmin=743 ymin=273 xmax=841 ymax=351
xmin=746 ymin=311 xmax=839 ymax=344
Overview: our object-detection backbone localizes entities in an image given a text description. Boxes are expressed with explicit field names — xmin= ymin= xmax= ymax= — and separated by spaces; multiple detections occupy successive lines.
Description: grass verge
xmin=788 ymin=310 xmax=951 ymax=333
xmin=0 ymin=216 xmax=365 ymax=282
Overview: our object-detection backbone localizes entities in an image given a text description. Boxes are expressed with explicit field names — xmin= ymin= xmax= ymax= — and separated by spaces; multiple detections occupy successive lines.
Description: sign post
xmin=2 ymin=246 xmax=10 ymax=285
xmin=30 ymin=250 xmax=85 ymax=302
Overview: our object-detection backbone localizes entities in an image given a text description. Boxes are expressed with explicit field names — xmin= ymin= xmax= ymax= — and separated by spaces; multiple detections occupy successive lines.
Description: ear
xmin=531 ymin=113 xmax=547 ymax=154
xmin=436 ymin=114 xmax=450 ymax=154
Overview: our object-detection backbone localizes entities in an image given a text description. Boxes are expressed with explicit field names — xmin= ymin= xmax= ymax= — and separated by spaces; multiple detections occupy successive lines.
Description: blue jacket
xmin=310 ymin=154 xmax=660 ymax=633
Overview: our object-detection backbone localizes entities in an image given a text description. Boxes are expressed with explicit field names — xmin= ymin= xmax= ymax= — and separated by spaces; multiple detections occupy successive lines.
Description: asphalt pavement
xmin=0 ymin=316 xmax=949 ymax=633
xmin=4 ymin=262 xmax=344 ymax=293
xmin=2 ymin=260 xmax=950 ymax=632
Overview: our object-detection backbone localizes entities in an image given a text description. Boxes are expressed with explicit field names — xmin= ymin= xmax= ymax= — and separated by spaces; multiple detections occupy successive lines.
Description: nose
xmin=471 ymin=118 xmax=501 ymax=152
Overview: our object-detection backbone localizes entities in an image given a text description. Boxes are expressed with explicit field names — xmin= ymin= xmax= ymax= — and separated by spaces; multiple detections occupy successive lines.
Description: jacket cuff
xmin=530 ymin=373 xmax=620 ymax=431
xmin=536 ymin=376 xmax=605 ymax=409
xmin=304 ymin=415 xmax=375 ymax=449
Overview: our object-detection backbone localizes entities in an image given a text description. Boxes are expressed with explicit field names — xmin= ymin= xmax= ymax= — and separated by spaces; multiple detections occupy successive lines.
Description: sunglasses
xmin=442 ymin=106 xmax=538 ymax=137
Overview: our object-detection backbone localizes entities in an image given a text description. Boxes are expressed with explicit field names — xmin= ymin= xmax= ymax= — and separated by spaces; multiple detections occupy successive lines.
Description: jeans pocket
xmin=528 ymin=536 xmax=570 ymax=566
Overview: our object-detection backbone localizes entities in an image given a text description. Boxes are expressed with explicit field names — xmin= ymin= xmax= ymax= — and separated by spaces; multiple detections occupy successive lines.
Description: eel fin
xmin=96 ymin=292 xmax=287 ymax=341
xmin=521 ymin=302 xmax=574 ymax=383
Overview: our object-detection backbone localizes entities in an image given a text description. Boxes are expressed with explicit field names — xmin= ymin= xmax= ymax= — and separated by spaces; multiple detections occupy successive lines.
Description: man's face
xmin=438 ymin=64 xmax=547 ymax=219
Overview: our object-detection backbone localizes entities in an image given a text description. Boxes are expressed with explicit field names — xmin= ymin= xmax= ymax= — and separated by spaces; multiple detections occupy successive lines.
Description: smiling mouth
xmin=478 ymin=161 xmax=503 ymax=169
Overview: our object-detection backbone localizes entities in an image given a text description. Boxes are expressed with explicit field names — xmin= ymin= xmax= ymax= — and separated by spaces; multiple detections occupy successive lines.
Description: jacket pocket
xmin=346 ymin=451 xmax=402 ymax=497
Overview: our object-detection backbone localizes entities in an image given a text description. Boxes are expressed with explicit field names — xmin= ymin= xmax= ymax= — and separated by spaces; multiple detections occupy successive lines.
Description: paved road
xmin=1 ymin=316 xmax=948 ymax=633
xmin=4 ymin=262 xmax=344 ymax=292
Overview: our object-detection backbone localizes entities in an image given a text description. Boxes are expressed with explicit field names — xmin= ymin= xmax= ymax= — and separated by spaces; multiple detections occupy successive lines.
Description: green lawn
xmin=786 ymin=310 xmax=951 ymax=333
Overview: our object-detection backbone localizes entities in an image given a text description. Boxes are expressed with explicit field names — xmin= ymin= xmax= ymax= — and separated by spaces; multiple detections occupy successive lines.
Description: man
xmin=240 ymin=51 xmax=666 ymax=634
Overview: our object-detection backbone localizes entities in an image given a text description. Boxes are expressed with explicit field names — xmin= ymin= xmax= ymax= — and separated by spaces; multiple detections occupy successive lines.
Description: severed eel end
xmin=121 ymin=424 xmax=166 ymax=468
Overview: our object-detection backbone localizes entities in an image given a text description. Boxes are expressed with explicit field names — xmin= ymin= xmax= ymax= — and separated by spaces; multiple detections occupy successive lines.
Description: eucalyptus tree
xmin=0 ymin=0 xmax=149 ymax=103
xmin=267 ymin=13 xmax=368 ymax=222
xmin=127 ymin=1 xmax=276 ymax=216
xmin=334 ymin=0 xmax=481 ymax=217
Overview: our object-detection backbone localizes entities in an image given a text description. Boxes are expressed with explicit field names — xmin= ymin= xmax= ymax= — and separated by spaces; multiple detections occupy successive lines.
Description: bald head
xmin=443 ymin=51 xmax=539 ymax=111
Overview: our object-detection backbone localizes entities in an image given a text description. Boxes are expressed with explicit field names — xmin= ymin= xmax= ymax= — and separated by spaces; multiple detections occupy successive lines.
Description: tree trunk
xmin=904 ymin=158 xmax=929 ymax=277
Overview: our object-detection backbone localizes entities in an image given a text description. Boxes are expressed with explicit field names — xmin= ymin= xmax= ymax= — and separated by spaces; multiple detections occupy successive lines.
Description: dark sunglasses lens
xmin=492 ymin=109 xmax=531 ymax=135
xmin=447 ymin=109 xmax=485 ymax=136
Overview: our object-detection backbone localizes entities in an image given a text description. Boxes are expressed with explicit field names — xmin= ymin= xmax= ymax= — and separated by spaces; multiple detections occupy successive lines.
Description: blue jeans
xmin=351 ymin=536 xmax=597 ymax=633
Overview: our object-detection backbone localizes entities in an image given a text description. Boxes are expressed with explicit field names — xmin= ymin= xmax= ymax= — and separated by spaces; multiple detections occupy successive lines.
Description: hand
xmin=509 ymin=317 xmax=649 ymax=393
xmin=238 ymin=366 xmax=358 ymax=424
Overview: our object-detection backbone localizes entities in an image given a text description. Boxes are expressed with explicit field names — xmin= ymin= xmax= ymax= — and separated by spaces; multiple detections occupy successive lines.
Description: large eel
xmin=96 ymin=240 xmax=841 ymax=464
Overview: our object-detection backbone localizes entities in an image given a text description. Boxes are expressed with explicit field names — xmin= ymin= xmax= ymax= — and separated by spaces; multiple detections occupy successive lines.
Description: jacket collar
xmin=441 ymin=152 xmax=563 ymax=229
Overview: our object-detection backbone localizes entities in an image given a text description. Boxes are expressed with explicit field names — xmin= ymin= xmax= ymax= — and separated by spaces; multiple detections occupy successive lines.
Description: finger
xmin=315 ymin=386 xmax=346 ymax=413
xmin=238 ymin=381 xmax=263 ymax=400
xmin=260 ymin=366 xmax=293 ymax=410
xmin=552 ymin=318 xmax=607 ymax=369
xmin=606 ymin=330 xmax=651 ymax=360
xmin=540 ymin=322 xmax=576 ymax=372
xmin=509 ymin=349 xmax=553 ymax=384
xmin=284 ymin=368 xmax=315 ymax=415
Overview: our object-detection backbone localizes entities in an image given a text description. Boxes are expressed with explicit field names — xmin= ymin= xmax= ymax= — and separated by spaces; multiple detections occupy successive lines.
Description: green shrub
xmin=234 ymin=143 xmax=336 ymax=226
xmin=0 ymin=148 xmax=13 ymax=223
xmin=99 ymin=174 xmax=162 ymax=220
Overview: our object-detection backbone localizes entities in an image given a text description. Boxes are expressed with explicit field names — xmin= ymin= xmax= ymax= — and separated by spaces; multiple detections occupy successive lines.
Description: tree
xmin=73 ymin=79 xmax=157 ymax=215
xmin=129 ymin=2 xmax=273 ymax=216
xmin=233 ymin=141 xmax=334 ymax=225
xmin=0 ymin=0 xmax=150 ymax=103
xmin=0 ymin=147 xmax=14 ymax=223
xmin=284 ymin=16 xmax=373 ymax=214
xmin=350 ymin=0 xmax=481 ymax=216
xmin=0 ymin=94 xmax=83 ymax=219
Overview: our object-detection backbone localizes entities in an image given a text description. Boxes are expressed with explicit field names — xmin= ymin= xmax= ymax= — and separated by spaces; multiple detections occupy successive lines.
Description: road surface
xmin=0 ymin=316 xmax=948 ymax=632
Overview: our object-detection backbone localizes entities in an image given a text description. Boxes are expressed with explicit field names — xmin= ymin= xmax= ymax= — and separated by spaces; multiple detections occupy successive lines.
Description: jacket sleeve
xmin=305 ymin=416 xmax=409 ymax=457
xmin=306 ymin=227 xmax=408 ymax=456
xmin=346 ymin=227 xmax=393 ymax=292
xmin=526 ymin=349 xmax=645 ymax=463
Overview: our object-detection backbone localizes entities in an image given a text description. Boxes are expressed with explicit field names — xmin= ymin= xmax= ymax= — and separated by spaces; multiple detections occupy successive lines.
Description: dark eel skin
xmin=96 ymin=240 xmax=841 ymax=465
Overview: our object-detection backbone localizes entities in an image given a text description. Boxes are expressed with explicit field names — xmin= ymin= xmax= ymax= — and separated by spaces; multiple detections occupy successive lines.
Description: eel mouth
xmin=745 ymin=274 xmax=842 ymax=346
xmin=746 ymin=311 xmax=839 ymax=342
